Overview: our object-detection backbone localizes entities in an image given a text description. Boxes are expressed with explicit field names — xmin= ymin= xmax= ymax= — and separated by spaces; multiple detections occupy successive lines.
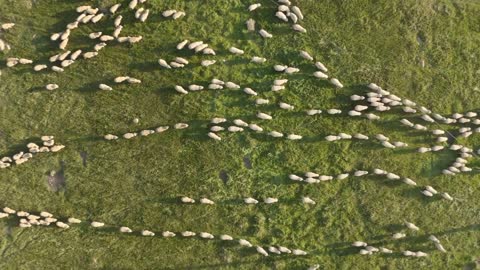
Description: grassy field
xmin=1 ymin=0 xmax=480 ymax=269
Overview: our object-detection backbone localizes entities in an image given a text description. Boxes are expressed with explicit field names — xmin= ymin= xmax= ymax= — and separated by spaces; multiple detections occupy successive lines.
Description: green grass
xmin=1 ymin=0 xmax=480 ymax=269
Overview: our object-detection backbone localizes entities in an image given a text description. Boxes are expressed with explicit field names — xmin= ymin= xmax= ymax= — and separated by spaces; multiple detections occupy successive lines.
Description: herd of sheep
xmin=0 ymin=0 xmax=478 ymax=268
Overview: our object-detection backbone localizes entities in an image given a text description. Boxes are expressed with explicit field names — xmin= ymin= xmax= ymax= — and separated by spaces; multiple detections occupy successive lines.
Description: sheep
xmin=244 ymin=197 xmax=258 ymax=204
xmin=162 ymin=231 xmax=176 ymax=237
xmin=239 ymin=239 xmax=253 ymax=247
xmin=17 ymin=211 xmax=29 ymax=217
xmin=194 ymin=44 xmax=208 ymax=53
xmin=275 ymin=12 xmax=289 ymax=22
xmin=421 ymin=190 xmax=434 ymax=197
xmin=242 ymin=87 xmax=257 ymax=96
xmin=174 ymin=123 xmax=189 ymax=129
xmin=224 ymin=82 xmax=239 ymax=89
xmin=34 ymin=64 xmax=48 ymax=71
xmin=139 ymin=9 xmax=150 ymax=22
xmin=313 ymin=71 xmax=328 ymax=79
xmin=176 ymin=40 xmax=189 ymax=50
xmin=126 ymin=77 xmax=141 ymax=84
xmin=292 ymin=249 xmax=307 ymax=256
xmin=327 ymin=109 xmax=342 ymax=115
xmin=123 ymin=133 xmax=137 ymax=139
xmin=127 ymin=36 xmax=143 ymax=43
xmin=418 ymin=147 xmax=431 ymax=153
xmin=254 ymin=98 xmax=270 ymax=105
xmin=299 ymin=50 xmax=314 ymax=61
xmin=174 ymin=85 xmax=188 ymax=94
xmin=210 ymin=126 xmax=224 ymax=132
xmin=352 ymin=241 xmax=368 ymax=247
xmin=100 ymin=35 xmax=114 ymax=42
xmin=61 ymin=60 xmax=74 ymax=67
xmin=198 ymin=197 xmax=214 ymax=205
xmin=94 ymin=42 xmax=107 ymax=51
xmin=71 ymin=50 xmax=82 ymax=60
xmin=435 ymin=242 xmax=447 ymax=253
xmin=219 ymin=234 xmax=233 ymax=241
xmin=292 ymin=24 xmax=307 ymax=33
xmin=181 ymin=231 xmax=196 ymax=237
xmin=325 ymin=135 xmax=340 ymax=141
xmin=392 ymin=232 xmax=406 ymax=239
xmin=271 ymin=85 xmax=285 ymax=92
xmin=229 ymin=47 xmax=244 ymax=55
xmin=279 ymin=102 xmax=294 ymax=110
xmin=83 ymin=52 xmax=98 ymax=59
xmin=302 ymin=197 xmax=316 ymax=204
xmin=199 ymin=232 xmax=214 ymax=239
xmin=181 ymin=197 xmax=195 ymax=203
xmin=211 ymin=117 xmax=227 ymax=124
xmin=257 ymin=112 xmax=272 ymax=120
xmin=413 ymin=124 xmax=427 ymax=131
xmin=50 ymin=145 xmax=65 ymax=152
xmin=353 ymin=133 xmax=369 ymax=140
xmin=140 ymin=130 xmax=155 ymax=136
xmin=170 ymin=62 xmax=184 ymax=68
xmin=256 ymin=246 xmax=269 ymax=256
xmin=441 ymin=192 xmax=453 ymax=201
xmin=354 ymin=170 xmax=368 ymax=177
xmin=306 ymin=109 xmax=322 ymax=116
xmin=264 ymin=197 xmax=278 ymax=204
xmin=338 ymin=133 xmax=352 ymax=139
xmin=0 ymin=213 xmax=8 ymax=218
xmin=425 ymin=186 xmax=438 ymax=194
xmin=68 ymin=217 xmax=81 ymax=223
xmin=232 ymin=119 xmax=248 ymax=127
xmin=201 ymin=60 xmax=216 ymax=67
xmin=202 ymin=48 xmax=216 ymax=55
xmin=3 ymin=207 xmax=15 ymax=214
xmin=46 ymin=84 xmax=59 ymax=91
xmin=248 ymin=3 xmax=261 ymax=11
xmin=284 ymin=133 xmax=302 ymax=141
xmin=141 ymin=230 xmax=154 ymax=236
xmin=405 ymin=222 xmax=420 ymax=231
xmin=289 ymin=174 xmax=303 ymax=181
xmin=120 ymin=226 xmax=132 ymax=233
xmin=188 ymin=84 xmax=203 ymax=91
xmin=1 ymin=23 xmax=15 ymax=30
xmin=291 ymin=6 xmax=304 ymax=20
xmin=284 ymin=67 xmax=300 ymax=74
xmin=19 ymin=223 xmax=32 ymax=228
xmin=246 ymin=18 xmax=256 ymax=31
xmin=259 ymin=29 xmax=272 ymax=38
xmin=337 ymin=173 xmax=349 ymax=180
xmin=91 ymin=221 xmax=105 ymax=228
xmin=99 ymin=84 xmax=113 ymax=91
xmin=402 ymin=178 xmax=417 ymax=186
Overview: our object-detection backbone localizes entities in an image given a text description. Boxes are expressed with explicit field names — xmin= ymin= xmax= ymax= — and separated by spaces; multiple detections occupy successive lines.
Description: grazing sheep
xmin=354 ymin=170 xmax=368 ymax=177
xmin=337 ymin=173 xmax=349 ymax=179
xmin=287 ymin=134 xmax=302 ymax=140
xmin=289 ymin=174 xmax=303 ymax=181
xmin=259 ymin=29 xmax=272 ymax=38
xmin=392 ymin=232 xmax=406 ymax=239
xmin=251 ymin=56 xmax=266 ymax=63
xmin=162 ymin=231 xmax=176 ymax=237
xmin=176 ymin=40 xmax=189 ymax=50
xmin=248 ymin=3 xmax=261 ymax=11
xmin=292 ymin=24 xmax=307 ymax=33
xmin=200 ymin=198 xmax=214 ymax=204
xmin=174 ymin=85 xmax=188 ymax=94
xmin=279 ymin=102 xmax=294 ymax=110
xmin=327 ymin=109 xmax=342 ymax=114
xmin=425 ymin=186 xmax=438 ymax=194
xmin=208 ymin=132 xmax=222 ymax=141
xmin=91 ymin=221 xmax=105 ymax=228
xmin=275 ymin=12 xmax=289 ymax=22
xmin=199 ymin=232 xmax=214 ymax=239
xmin=174 ymin=123 xmax=189 ymax=129
xmin=257 ymin=112 xmax=272 ymax=120
xmin=181 ymin=231 xmax=196 ymax=237
xmin=299 ymin=50 xmax=314 ymax=61
xmin=229 ymin=47 xmax=244 ymax=55
xmin=246 ymin=18 xmax=256 ymax=31
xmin=123 ymin=133 xmax=137 ymax=139
xmin=352 ymin=241 xmax=368 ymax=247
xmin=239 ymin=239 xmax=253 ymax=247
xmin=313 ymin=71 xmax=328 ymax=79
xmin=405 ymin=222 xmax=420 ymax=231
xmin=141 ymin=230 xmax=155 ymax=236
xmin=292 ymin=249 xmax=307 ymax=256
xmin=120 ymin=227 xmax=132 ymax=233
xmin=210 ymin=126 xmax=224 ymax=132
xmin=34 ymin=64 xmax=48 ymax=71
xmin=421 ymin=190 xmax=434 ymax=197
xmin=244 ymin=197 xmax=258 ymax=204
xmin=435 ymin=243 xmax=447 ymax=253
xmin=181 ymin=197 xmax=195 ymax=203
xmin=68 ymin=217 xmax=81 ymax=224
xmin=353 ymin=133 xmax=369 ymax=140
xmin=83 ymin=52 xmax=98 ymax=59
xmin=264 ymin=197 xmax=278 ymax=204
xmin=325 ymin=135 xmax=340 ymax=141
xmin=302 ymin=197 xmax=316 ymax=204
xmin=256 ymin=246 xmax=269 ymax=256
xmin=242 ymin=87 xmax=257 ymax=96
xmin=402 ymin=178 xmax=417 ymax=186
xmin=441 ymin=192 xmax=453 ymax=201
xmin=99 ymin=84 xmax=112 ymax=91
xmin=188 ymin=84 xmax=203 ymax=91
xmin=46 ymin=84 xmax=59 ymax=91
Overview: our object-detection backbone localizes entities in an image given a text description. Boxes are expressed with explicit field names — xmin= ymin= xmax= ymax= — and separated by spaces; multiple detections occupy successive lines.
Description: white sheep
xmin=123 ymin=133 xmax=137 ymax=139
xmin=220 ymin=234 xmax=233 ymax=240
xmin=91 ymin=221 xmax=105 ymax=228
xmin=402 ymin=178 xmax=417 ymax=186
xmin=229 ymin=47 xmax=244 ymax=55
xmin=174 ymin=85 xmax=188 ymax=94
xmin=292 ymin=249 xmax=307 ymax=255
xmin=352 ymin=241 xmax=368 ymax=247
xmin=256 ymin=246 xmax=269 ymax=256
xmin=246 ymin=18 xmax=256 ymax=31
xmin=287 ymin=134 xmax=302 ymax=140
xmin=257 ymin=112 xmax=272 ymax=120
xmin=264 ymin=197 xmax=278 ymax=204
xmin=313 ymin=71 xmax=328 ymax=79
xmin=243 ymin=87 xmax=257 ymax=95
xmin=181 ymin=196 xmax=195 ymax=203
xmin=200 ymin=198 xmax=214 ymax=204
xmin=239 ymin=239 xmax=253 ymax=247
xmin=174 ymin=123 xmax=188 ymax=129
xmin=441 ymin=192 xmax=453 ymax=201
xmin=208 ymin=132 xmax=222 ymax=141
xmin=99 ymin=84 xmax=113 ymax=91
xmin=83 ymin=52 xmax=98 ymax=59
xmin=142 ymin=230 xmax=155 ymax=236
xmin=199 ymin=232 xmax=214 ymax=239
xmin=46 ymin=84 xmax=59 ymax=91
xmin=302 ymin=197 xmax=316 ymax=204
xmin=275 ymin=12 xmax=288 ymax=22
xmin=354 ymin=170 xmax=368 ymax=177
xmin=292 ymin=24 xmax=307 ymax=33
xmin=405 ymin=222 xmax=420 ymax=231
xmin=181 ymin=231 xmax=196 ymax=237
xmin=425 ymin=186 xmax=438 ymax=194
xmin=251 ymin=56 xmax=266 ymax=63
xmin=327 ymin=109 xmax=341 ymax=114
xmin=299 ymin=50 xmax=313 ymax=61
xmin=162 ymin=231 xmax=175 ymax=237
xmin=259 ymin=29 xmax=272 ymax=38
xmin=68 ymin=217 xmax=81 ymax=223
xmin=120 ymin=227 xmax=133 ymax=233
xmin=248 ymin=3 xmax=261 ymax=11
xmin=244 ymin=197 xmax=258 ymax=204
xmin=337 ymin=173 xmax=349 ymax=179
xmin=392 ymin=232 xmax=406 ymax=239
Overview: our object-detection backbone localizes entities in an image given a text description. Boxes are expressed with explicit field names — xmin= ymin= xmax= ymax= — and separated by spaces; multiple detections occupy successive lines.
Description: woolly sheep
xmin=256 ymin=246 xmax=269 ymax=256
xmin=199 ymin=232 xmax=214 ymax=239
xmin=46 ymin=84 xmax=59 ymax=91
xmin=392 ymin=232 xmax=406 ymax=239
xmin=259 ymin=29 xmax=272 ymax=38
xmin=120 ymin=227 xmax=132 ymax=233
xmin=292 ymin=24 xmax=307 ymax=33
xmin=162 ymin=231 xmax=175 ymax=237
xmin=249 ymin=124 xmax=263 ymax=132
xmin=302 ymin=197 xmax=316 ymax=204
xmin=188 ymin=84 xmax=203 ymax=91
xmin=99 ymin=84 xmax=112 ymax=91
xmin=181 ymin=197 xmax=195 ymax=203
xmin=229 ymin=47 xmax=244 ymax=55
xmin=257 ymin=112 xmax=272 ymax=120
xmin=91 ymin=221 xmax=104 ymax=228
xmin=68 ymin=217 xmax=81 ymax=223
xmin=208 ymin=132 xmax=222 ymax=141
xmin=246 ymin=18 xmax=256 ymax=31
xmin=251 ymin=56 xmax=266 ymax=63
xmin=181 ymin=231 xmax=196 ymax=237
xmin=244 ymin=197 xmax=258 ymax=204
xmin=268 ymin=131 xmax=284 ymax=138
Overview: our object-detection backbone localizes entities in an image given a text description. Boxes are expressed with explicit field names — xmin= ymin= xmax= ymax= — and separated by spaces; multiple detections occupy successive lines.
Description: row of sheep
xmin=1 ymin=206 xmax=307 ymax=257
xmin=103 ymin=123 xmax=188 ymax=141
xmin=0 ymin=136 xmax=64 ymax=169
xmin=180 ymin=196 xmax=317 ymax=205
xmin=288 ymin=169 xmax=453 ymax=201
xmin=353 ymin=223 xmax=447 ymax=256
